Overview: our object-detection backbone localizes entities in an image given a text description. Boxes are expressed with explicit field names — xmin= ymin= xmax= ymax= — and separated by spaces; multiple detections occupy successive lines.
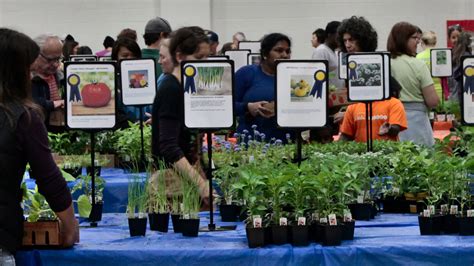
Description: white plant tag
xmin=297 ymin=217 xmax=306 ymax=226
xmin=440 ymin=204 xmax=448 ymax=215
xmin=253 ymin=217 xmax=262 ymax=228
xmin=183 ymin=214 xmax=190 ymax=219
xmin=429 ymin=111 xmax=435 ymax=119
xmin=423 ymin=209 xmax=431 ymax=217
xmin=279 ymin=217 xmax=287 ymax=226
xmin=320 ymin=217 xmax=328 ymax=224
xmin=357 ymin=195 xmax=364 ymax=204
xmin=125 ymin=155 xmax=131 ymax=161
xmin=64 ymin=163 xmax=71 ymax=169
xmin=450 ymin=205 xmax=458 ymax=215
xmin=94 ymin=159 xmax=99 ymax=166
xmin=428 ymin=205 xmax=435 ymax=215
xmin=467 ymin=210 xmax=474 ymax=217
xmin=393 ymin=187 xmax=400 ymax=194
xmin=344 ymin=212 xmax=353 ymax=222
xmin=328 ymin=214 xmax=337 ymax=226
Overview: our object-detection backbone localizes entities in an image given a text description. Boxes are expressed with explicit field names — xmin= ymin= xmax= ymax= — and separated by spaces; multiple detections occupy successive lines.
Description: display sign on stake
xmin=461 ymin=56 xmax=474 ymax=125
xmin=238 ymin=41 xmax=261 ymax=53
xmin=70 ymin=55 xmax=98 ymax=62
xmin=247 ymin=53 xmax=261 ymax=65
xmin=338 ymin=51 xmax=348 ymax=79
xmin=98 ymin=56 xmax=113 ymax=62
xmin=120 ymin=58 xmax=156 ymax=106
xmin=383 ymin=52 xmax=391 ymax=99
xmin=430 ymin=48 xmax=453 ymax=77
xmin=347 ymin=53 xmax=385 ymax=102
xmin=276 ymin=60 xmax=328 ymax=128
xmin=64 ymin=62 xmax=117 ymax=130
xmin=207 ymin=55 xmax=229 ymax=60
xmin=182 ymin=60 xmax=235 ymax=129
xmin=224 ymin=49 xmax=250 ymax=72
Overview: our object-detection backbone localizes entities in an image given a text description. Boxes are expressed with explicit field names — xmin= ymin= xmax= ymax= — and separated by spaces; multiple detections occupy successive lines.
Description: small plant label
xmin=319 ymin=217 xmax=328 ymax=224
xmin=279 ymin=217 xmax=287 ymax=226
xmin=423 ymin=209 xmax=431 ymax=217
xmin=441 ymin=204 xmax=448 ymax=215
xmin=328 ymin=214 xmax=337 ymax=226
xmin=392 ymin=187 xmax=400 ymax=194
xmin=357 ymin=195 xmax=364 ymax=204
xmin=248 ymin=155 xmax=255 ymax=163
xmin=312 ymin=212 xmax=319 ymax=221
xmin=297 ymin=217 xmax=306 ymax=226
xmin=344 ymin=212 xmax=353 ymax=222
xmin=253 ymin=216 xmax=262 ymax=228
xmin=183 ymin=214 xmax=190 ymax=219
xmin=428 ymin=205 xmax=435 ymax=215
xmin=450 ymin=205 xmax=458 ymax=215
xmin=467 ymin=210 xmax=474 ymax=217
xmin=429 ymin=111 xmax=435 ymax=120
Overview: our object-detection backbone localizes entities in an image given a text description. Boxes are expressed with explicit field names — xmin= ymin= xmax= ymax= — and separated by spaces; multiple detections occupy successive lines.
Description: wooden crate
xmin=22 ymin=220 xmax=61 ymax=246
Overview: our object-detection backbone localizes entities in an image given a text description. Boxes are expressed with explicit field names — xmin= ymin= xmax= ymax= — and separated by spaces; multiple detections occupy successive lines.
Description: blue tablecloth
xmin=15 ymin=213 xmax=474 ymax=266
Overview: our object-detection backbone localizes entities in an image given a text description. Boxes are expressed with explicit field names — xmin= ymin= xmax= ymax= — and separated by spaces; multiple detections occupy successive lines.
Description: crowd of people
xmin=0 ymin=15 xmax=472 ymax=260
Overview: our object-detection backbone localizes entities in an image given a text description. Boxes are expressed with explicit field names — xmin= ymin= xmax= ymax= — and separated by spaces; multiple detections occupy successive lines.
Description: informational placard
xmin=224 ymin=49 xmax=250 ymax=72
xmin=64 ymin=62 xmax=116 ymax=129
xmin=462 ymin=56 xmax=474 ymax=125
xmin=247 ymin=53 xmax=261 ymax=65
xmin=338 ymin=51 xmax=347 ymax=79
xmin=346 ymin=53 xmax=385 ymax=101
xmin=98 ymin=56 xmax=113 ymax=62
xmin=383 ymin=52 xmax=391 ymax=99
xmin=181 ymin=60 xmax=234 ymax=129
xmin=120 ymin=59 xmax=156 ymax=106
xmin=207 ymin=55 xmax=229 ymax=60
xmin=430 ymin=48 xmax=453 ymax=77
xmin=70 ymin=55 xmax=97 ymax=62
xmin=275 ymin=60 xmax=328 ymax=128
xmin=238 ymin=41 xmax=261 ymax=53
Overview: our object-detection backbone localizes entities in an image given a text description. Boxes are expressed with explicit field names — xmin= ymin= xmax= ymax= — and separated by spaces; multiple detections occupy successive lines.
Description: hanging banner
xmin=64 ymin=62 xmax=116 ymax=129
xmin=181 ymin=60 xmax=235 ymax=129
xmin=120 ymin=58 xmax=156 ymax=106
xmin=276 ymin=60 xmax=328 ymax=128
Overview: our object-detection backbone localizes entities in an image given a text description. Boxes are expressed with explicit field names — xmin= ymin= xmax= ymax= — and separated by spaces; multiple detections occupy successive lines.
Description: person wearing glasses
xmin=388 ymin=22 xmax=440 ymax=147
xmin=31 ymin=34 xmax=65 ymax=133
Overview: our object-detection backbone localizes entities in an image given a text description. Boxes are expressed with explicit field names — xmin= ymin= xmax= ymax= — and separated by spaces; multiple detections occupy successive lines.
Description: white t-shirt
xmin=311 ymin=44 xmax=345 ymax=90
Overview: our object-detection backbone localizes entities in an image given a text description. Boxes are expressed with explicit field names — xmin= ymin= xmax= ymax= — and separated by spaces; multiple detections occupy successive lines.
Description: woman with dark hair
xmin=111 ymin=37 xmax=142 ymax=128
xmin=151 ymin=26 xmax=210 ymax=200
xmin=311 ymin=28 xmax=326 ymax=49
xmin=0 ymin=28 xmax=78 ymax=262
xmin=387 ymin=22 xmax=439 ymax=147
xmin=448 ymin=24 xmax=462 ymax=48
xmin=96 ymin=36 xmax=115 ymax=57
xmin=62 ymin=38 xmax=79 ymax=61
xmin=235 ymin=33 xmax=292 ymax=142
xmin=452 ymin=32 xmax=473 ymax=101
xmin=337 ymin=16 xmax=378 ymax=53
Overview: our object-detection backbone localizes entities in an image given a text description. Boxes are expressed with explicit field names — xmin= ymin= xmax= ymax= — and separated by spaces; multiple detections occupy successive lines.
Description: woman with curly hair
xmin=337 ymin=16 xmax=378 ymax=53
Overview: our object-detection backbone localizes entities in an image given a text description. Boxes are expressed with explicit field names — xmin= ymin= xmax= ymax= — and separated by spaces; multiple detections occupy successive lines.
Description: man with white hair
xmin=31 ymin=34 xmax=65 ymax=132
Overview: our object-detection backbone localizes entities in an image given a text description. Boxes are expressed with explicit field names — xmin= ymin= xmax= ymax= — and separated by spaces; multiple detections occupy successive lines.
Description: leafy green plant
xmin=127 ymin=174 xmax=148 ymax=218
xmin=72 ymin=174 xmax=106 ymax=218
xmin=179 ymin=170 xmax=201 ymax=219
xmin=214 ymin=164 xmax=240 ymax=205
xmin=115 ymin=122 xmax=152 ymax=170
xmin=147 ymin=162 xmax=168 ymax=214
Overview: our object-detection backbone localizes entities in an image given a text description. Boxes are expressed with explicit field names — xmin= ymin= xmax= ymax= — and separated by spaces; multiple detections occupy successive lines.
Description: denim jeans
xmin=0 ymin=248 xmax=15 ymax=266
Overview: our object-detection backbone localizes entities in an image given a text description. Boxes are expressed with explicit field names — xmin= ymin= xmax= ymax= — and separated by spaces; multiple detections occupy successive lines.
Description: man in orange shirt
xmin=340 ymin=77 xmax=407 ymax=142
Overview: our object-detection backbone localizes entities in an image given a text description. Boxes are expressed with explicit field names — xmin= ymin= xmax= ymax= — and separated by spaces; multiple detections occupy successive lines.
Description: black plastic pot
xmin=246 ymin=227 xmax=265 ymax=248
xmin=290 ymin=225 xmax=309 ymax=246
xmin=319 ymin=224 xmax=342 ymax=246
xmin=171 ymin=214 xmax=182 ymax=233
xmin=128 ymin=217 xmax=147 ymax=237
xmin=441 ymin=214 xmax=459 ymax=234
xmin=342 ymin=220 xmax=355 ymax=240
xmin=418 ymin=215 xmax=442 ymax=235
xmin=86 ymin=166 xmax=101 ymax=177
xmin=348 ymin=203 xmax=373 ymax=221
xmin=181 ymin=218 xmax=200 ymax=237
xmin=271 ymin=225 xmax=288 ymax=245
xmin=264 ymin=226 xmax=273 ymax=245
xmin=310 ymin=222 xmax=322 ymax=242
xmin=381 ymin=196 xmax=409 ymax=213
xmin=149 ymin=212 xmax=169 ymax=232
xmin=63 ymin=167 xmax=82 ymax=178
xmin=219 ymin=204 xmax=239 ymax=222
xmin=458 ymin=216 xmax=474 ymax=236
xmin=371 ymin=204 xmax=377 ymax=219
xmin=88 ymin=202 xmax=103 ymax=222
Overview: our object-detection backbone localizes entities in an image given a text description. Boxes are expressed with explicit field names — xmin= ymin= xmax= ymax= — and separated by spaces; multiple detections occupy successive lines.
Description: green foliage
xmin=147 ymin=161 xmax=168 ymax=214
xmin=115 ymin=122 xmax=152 ymax=169
xmin=71 ymin=174 xmax=106 ymax=218
xmin=178 ymin=170 xmax=201 ymax=219
xmin=127 ymin=174 xmax=148 ymax=218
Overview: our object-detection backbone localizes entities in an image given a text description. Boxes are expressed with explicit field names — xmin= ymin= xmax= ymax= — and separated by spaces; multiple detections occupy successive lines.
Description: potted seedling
xmin=115 ymin=122 xmax=152 ymax=172
xmin=127 ymin=174 xmax=148 ymax=237
xmin=72 ymin=174 xmax=106 ymax=222
xmin=170 ymin=194 xmax=183 ymax=233
xmin=147 ymin=164 xmax=170 ymax=232
xmin=214 ymin=165 xmax=240 ymax=222
xmin=455 ymin=157 xmax=474 ymax=235
xmin=418 ymin=169 xmax=444 ymax=235
xmin=232 ymin=168 xmax=267 ymax=248
xmin=179 ymin=171 xmax=201 ymax=237
xmin=265 ymin=171 xmax=289 ymax=245
xmin=60 ymin=155 xmax=83 ymax=178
